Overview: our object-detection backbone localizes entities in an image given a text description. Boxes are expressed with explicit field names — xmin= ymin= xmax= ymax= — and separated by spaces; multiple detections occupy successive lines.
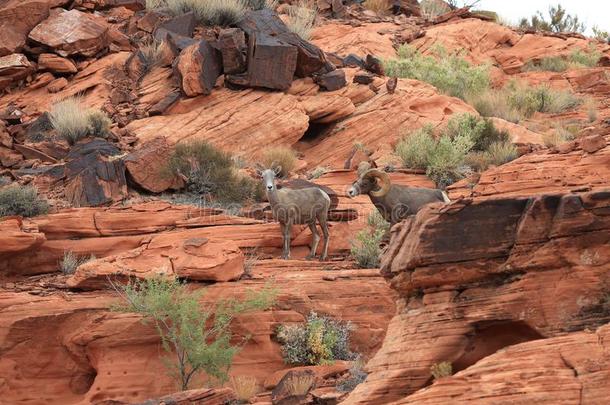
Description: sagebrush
xmin=337 ymin=358 xmax=368 ymax=392
xmin=0 ymin=185 xmax=49 ymax=218
xmin=111 ymin=277 xmax=276 ymax=390
xmin=350 ymin=211 xmax=389 ymax=268
xmin=384 ymin=45 xmax=490 ymax=101
xmin=167 ymin=140 xmax=263 ymax=204
xmin=60 ymin=251 xmax=96 ymax=275
xmin=50 ymin=98 xmax=112 ymax=144
xmin=430 ymin=361 xmax=453 ymax=379
xmin=259 ymin=146 xmax=297 ymax=178
xmin=277 ymin=312 xmax=354 ymax=365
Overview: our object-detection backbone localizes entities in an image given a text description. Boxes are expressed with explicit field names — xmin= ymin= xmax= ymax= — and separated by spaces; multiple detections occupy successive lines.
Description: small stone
xmin=579 ymin=134 xmax=606 ymax=153
xmin=46 ymin=77 xmax=68 ymax=93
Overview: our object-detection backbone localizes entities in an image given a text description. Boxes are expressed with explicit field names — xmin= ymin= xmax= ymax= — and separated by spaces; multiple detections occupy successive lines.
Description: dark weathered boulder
xmin=237 ymin=9 xmax=331 ymax=78
xmin=364 ymin=54 xmax=384 ymax=76
xmin=214 ymin=28 xmax=247 ymax=75
xmin=63 ymin=138 xmax=127 ymax=207
xmin=89 ymin=0 xmax=146 ymax=11
xmin=174 ymin=39 xmax=222 ymax=96
xmin=154 ymin=11 xmax=196 ymax=39
xmin=343 ymin=54 xmax=365 ymax=68
xmin=314 ymin=69 xmax=347 ymax=91
xmin=353 ymin=72 xmax=374 ymax=85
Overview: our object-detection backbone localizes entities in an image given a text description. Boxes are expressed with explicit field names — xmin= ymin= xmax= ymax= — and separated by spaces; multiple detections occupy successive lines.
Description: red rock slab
xmin=0 ymin=53 xmax=34 ymax=90
xmin=448 ymin=135 xmax=610 ymax=200
xmin=134 ymin=388 xmax=236 ymax=405
xmin=0 ymin=217 xmax=46 ymax=255
xmin=299 ymin=94 xmax=355 ymax=124
xmin=264 ymin=361 xmax=351 ymax=390
xmin=124 ymin=136 xmax=184 ymax=193
xmin=397 ymin=324 xmax=610 ymax=405
xmin=311 ymin=22 xmax=398 ymax=59
xmin=127 ymin=88 xmax=309 ymax=156
xmin=67 ymin=236 xmax=244 ymax=289
xmin=0 ymin=0 xmax=50 ymax=57
xmin=299 ymin=78 xmax=477 ymax=169
xmin=28 ymin=9 xmax=109 ymax=57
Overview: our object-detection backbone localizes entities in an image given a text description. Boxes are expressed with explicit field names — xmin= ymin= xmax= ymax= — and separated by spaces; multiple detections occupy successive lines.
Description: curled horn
xmin=363 ymin=169 xmax=391 ymax=197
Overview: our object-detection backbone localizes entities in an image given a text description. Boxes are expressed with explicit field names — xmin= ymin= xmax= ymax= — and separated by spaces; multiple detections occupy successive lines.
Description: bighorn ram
xmin=260 ymin=167 xmax=331 ymax=260
xmin=347 ymin=168 xmax=450 ymax=225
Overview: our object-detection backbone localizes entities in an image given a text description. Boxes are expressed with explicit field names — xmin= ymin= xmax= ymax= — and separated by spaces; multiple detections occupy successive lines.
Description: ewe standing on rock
xmin=347 ymin=165 xmax=450 ymax=226
xmin=260 ymin=167 xmax=331 ymax=260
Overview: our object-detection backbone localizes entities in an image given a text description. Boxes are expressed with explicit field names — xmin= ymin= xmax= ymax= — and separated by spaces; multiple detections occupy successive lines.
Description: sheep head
xmin=347 ymin=169 xmax=391 ymax=198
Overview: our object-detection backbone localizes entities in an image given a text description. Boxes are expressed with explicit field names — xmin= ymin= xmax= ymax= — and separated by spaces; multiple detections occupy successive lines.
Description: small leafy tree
xmin=519 ymin=4 xmax=586 ymax=33
xmin=111 ymin=277 xmax=276 ymax=390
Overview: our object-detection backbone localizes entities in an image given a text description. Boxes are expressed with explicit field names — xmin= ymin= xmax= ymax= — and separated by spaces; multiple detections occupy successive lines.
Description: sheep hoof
xmin=305 ymin=254 xmax=315 ymax=260
xmin=281 ymin=254 xmax=290 ymax=260
xmin=319 ymin=256 xmax=327 ymax=262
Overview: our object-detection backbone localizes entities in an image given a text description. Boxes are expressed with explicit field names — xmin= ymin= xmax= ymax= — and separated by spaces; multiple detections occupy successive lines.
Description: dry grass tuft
xmin=286 ymin=0 xmax=317 ymax=40
xmin=430 ymin=361 xmax=452 ymax=379
xmin=231 ymin=375 xmax=260 ymax=402
xmin=362 ymin=0 xmax=390 ymax=15
xmin=419 ymin=0 xmax=450 ymax=19
xmin=259 ymin=146 xmax=298 ymax=178
xmin=284 ymin=374 xmax=315 ymax=396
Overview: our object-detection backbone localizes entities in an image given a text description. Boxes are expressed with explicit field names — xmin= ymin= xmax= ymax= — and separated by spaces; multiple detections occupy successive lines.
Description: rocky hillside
xmin=0 ymin=0 xmax=609 ymax=404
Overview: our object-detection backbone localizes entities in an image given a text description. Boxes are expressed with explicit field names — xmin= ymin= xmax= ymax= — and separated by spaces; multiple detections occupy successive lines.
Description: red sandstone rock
xmin=174 ymin=40 xmax=222 ymax=97
xmin=264 ymin=362 xmax=351 ymax=390
xmin=0 ymin=0 xmax=50 ymax=57
xmin=124 ymin=136 xmax=184 ymax=193
xmin=38 ymin=53 xmax=78 ymax=74
xmin=28 ymin=9 xmax=109 ymax=57
xmin=0 ymin=217 xmax=46 ymax=256
xmin=346 ymin=190 xmax=610 ymax=404
xmin=0 ymin=53 xmax=34 ymax=90
xmin=579 ymin=134 xmax=607 ymax=153
xmin=46 ymin=76 xmax=68 ymax=93
xmin=134 ymin=388 xmax=236 ymax=405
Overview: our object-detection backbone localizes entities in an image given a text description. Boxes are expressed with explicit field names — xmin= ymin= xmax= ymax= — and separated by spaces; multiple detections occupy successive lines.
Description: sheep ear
xmin=273 ymin=165 xmax=282 ymax=176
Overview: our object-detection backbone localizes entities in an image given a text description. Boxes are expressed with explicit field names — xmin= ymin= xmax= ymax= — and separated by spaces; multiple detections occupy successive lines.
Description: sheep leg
xmin=305 ymin=222 xmax=320 ymax=260
xmin=281 ymin=221 xmax=291 ymax=260
xmin=318 ymin=214 xmax=330 ymax=261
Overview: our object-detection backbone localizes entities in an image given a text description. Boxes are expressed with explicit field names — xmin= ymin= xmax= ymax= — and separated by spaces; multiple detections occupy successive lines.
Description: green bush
xmin=50 ymin=98 xmax=113 ymax=145
xmin=0 ymin=185 xmax=49 ymax=218
xmin=523 ymin=56 xmax=568 ymax=72
xmin=466 ymin=91 xmax=522 ymax=123
xmin=568 ymin=46 xmax=602 ymax=68
xmin=518 ymin=4 xmax=586 ymax=33
xmin=505 ymin=81 xmax=581 ymax=116
xmin=277 ymin=312 xmax=354 ymax=366
xmin=167 ymin=140 xmax=262 ymax=204
xmin=350 ymin=211 xmax=389 ymax=269
xmin=395 ymin=114 xmax=516 ymax=187
xmin=592 ymin=26 xmax=610 ymax=42
xmin=384 ymin=45 xmax=490 ymax=100
xmin=395 ymin=125 xmax=436 ymax=169
xmin=486 ymin=141 xmax=518 ymax=166
xmin=112 ymin=277 xmax=276 ymax=390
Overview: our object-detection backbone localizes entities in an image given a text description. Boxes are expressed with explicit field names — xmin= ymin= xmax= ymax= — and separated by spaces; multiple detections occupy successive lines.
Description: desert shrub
xmin=485 ymin=141 xmax=518 ymax=166
xmin=466 ymin=91 xmax=522 ymax=123
xmin=112 ymin=277 xmax=276 ymax=390
xmin=395 ymin=124 xmax=436 ymax=169
xmin=543 ymin=123 xmax=576 ymax=147
xmin=523 ymin=56 xmax=568 ymax=72
xmin=167 ymin=140 xmax=262 ymax=203
xmin=350 ymin=211 xmax=388 ymax=268
xmin=60 ymin=251 xmax=95 ymax=275
xmin=505 ymin=81 xmax=581 ymax=116
xmin=419 ymin=0 xmax=450 ymax=19
xmin=277 ymin=312 xmax=354 ymax=366
xmin=87 ymin=110 xmax=112 ymax=138
xmin=384 ymin=45 xmax=490 ymax=101
xmin=286 ymin=0 xmax=316 ymax=40
xmin=585 ymin=98 xmax=598 ymax=123
xmin=518 ymin=4 xmax=586 ymax=33
xmin=246 ymin=0 xmax=277 ymax=10
xmin=231 ymin=375 xmax=260 ymax=403
xmin=568 ymin=46 xmax=602 ymax=68
xmin=362 ymin=0 xmax=390 ymax=15
xmin=444 ymin=114 xmax=509 ymax=152
xmin=149 ymin=0 xmax=247 ymax=26
xmin=284 ymin=373 xmax=315 ymax=396
xmin=430 ymin=361 xmax=453 ymax=379
xmin=0 ymin=185 xmax=49 ymax=218
xmin=139 ymin=40 xmax=163 ymax=70
xmin=259 ymin=146 xmax=297 ymax=178
xmin=243 ymin=251 xmax=259 ymax=277
xmin=396 ymin=115 xmax=514 ymax=185
xmin=337 ymin=358 xmax=368 ymax=392
xmin=50 ymin=98 xmax=112 ymax=144
xmin=592 ymin=26 xmax=610 ymax=42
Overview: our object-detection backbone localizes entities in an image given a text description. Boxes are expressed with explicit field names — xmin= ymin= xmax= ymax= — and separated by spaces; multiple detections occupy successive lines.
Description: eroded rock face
xmin=0 ymin=53 xmax=34 ymax=90
xmin=0 ymin=260 xmax=396 ymax=404
xmin=28 ymin=9 xmax=109 ymax=57
xmin=0 ymin=217 xmax=46 ymax=255
xmin=347 ymin=190 xmax=610 ymax=404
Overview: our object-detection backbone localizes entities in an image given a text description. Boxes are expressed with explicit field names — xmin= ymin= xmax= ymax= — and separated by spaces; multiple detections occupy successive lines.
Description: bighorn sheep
xmin=347 ymin=168 xmax=450 ymax=226
xmin=260 ymin=167 xmax=331 ymax=260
